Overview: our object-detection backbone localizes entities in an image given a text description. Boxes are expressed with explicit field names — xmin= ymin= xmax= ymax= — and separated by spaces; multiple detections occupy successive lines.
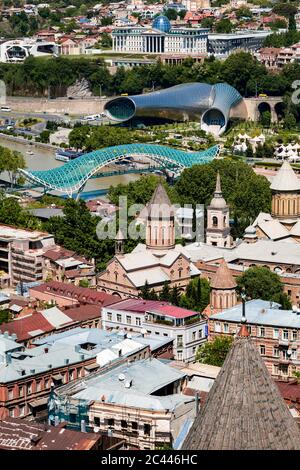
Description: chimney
xmin=11 ymin=333 xmax=17 ymax=341
xmin=5 ymin=352 xmax=12 ymax=365
xmin=75 ymin=344 xmax=81 ymax=353
xmin=44 ymin=347 xmax=49 ymax=353
xmin=81 ymin=420 xmax=86 ymax=433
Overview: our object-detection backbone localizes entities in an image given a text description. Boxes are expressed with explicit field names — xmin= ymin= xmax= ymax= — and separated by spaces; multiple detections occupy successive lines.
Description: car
xmin=0 ymin=106 xmax=11 ymax=112
xmin=64 ymin=112 xmax=69 ymax=116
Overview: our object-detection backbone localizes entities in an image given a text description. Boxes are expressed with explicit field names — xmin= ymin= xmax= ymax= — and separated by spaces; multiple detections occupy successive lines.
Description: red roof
xmin=150 ymin=304 xmax=199 ymax=319
xmin=30 ymin=281 xmax=119 ymax=307
xmin=109 ymin=299 xmax=169 ymax=313
xmin=63 ymin=304 xmax=100 ymax=322
xmin=276 ymin=381 xmax=300 ymax=403
xmin=109 ymin=299 xmax=198 ymax=318
xmin=0 ymin=314 xmax=54 ymax=341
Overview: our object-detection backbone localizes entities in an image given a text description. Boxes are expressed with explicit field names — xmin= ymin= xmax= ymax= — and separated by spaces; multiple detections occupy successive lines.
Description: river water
xmin=0 ymin=137 xmax=141 ymax=199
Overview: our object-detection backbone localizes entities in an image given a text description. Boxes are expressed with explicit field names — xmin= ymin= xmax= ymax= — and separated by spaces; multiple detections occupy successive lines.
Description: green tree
xmin=237 ymin=266 xmax=292 ymax=309
xmin=235 ymin=6 xmax=252 ymax=19
xmin=215 ymin=18 xmax=233 ymax=33
xmin=164 ymin=9 xmax=178 ymax=20
xmin=283 ymin=112 xmax=297 ymax=129
xmin=170 ymin=285 xmax=181 ymax=306
xmin=79 ymin=279 xmax=90 ymax=288
xmin=245 ymin=145 xmax=254 ymax=159
xmin=196 ymin=335 xmax=233 ymax=367
xmin=138 ymin=281 xmax=158 ymax=300
xmin=180 ymin=277 xmax=210 ymax=312
xmin=260 ymin=110 xmax=271 ymax=127
xmin=201 ymin=17 xmax=214 ymax=29
xmin=159 ymin=281 xmax=171 ymax=301
xmin=174 ymin=158 xmax=272 ymax=238
xmin=0 ymin=148 xmax=26 ymax=187
xmin=101 ymin=32 xmax=112 ymax=49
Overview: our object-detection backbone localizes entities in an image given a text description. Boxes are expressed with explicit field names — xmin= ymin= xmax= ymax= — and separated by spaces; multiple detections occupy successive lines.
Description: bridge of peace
xmin=18 ymin=82 xmax=284 ymax=198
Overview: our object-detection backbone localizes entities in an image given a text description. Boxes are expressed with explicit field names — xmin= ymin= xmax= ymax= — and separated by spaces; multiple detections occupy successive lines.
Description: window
xmin=282 ymin=349 xmax=289 ymax=360
xmin=177 ymin=335 xmax=183 ymax=347
xmin=273 ymin=328 xmax=279 ymax=339
xmin=19 ymin=405 xmax=25 ymax=417
xmin=273 ymin=347 xmax=279 ymax=358
xmin=144 ymin=424 xmax=151 ymax=435
xmin=136 ymin=317 xmax=141 ymax=326
xmin=8 ymin=389 xmax=13 ymax=400
xmin=36 ymin=381 xmax=41 ymax=392
xmin=177 ymin=351 xmax=183 ymax=360
xmin=27 ymin=382 xmax=32 ymax=394
xmin=260 ymin=345 xmax=265 ymax=355
xmin=94 ymin=417 xmax=100 ymax=426
xmin=193 ymin=346 xmax=196 ymax=354
xmin=116 ymin=314 xmax=122 ymax=323
xmin=132 ymin=422 xmax=138 ymax=430
xmin=223 ymin=323 xmax=229 ymax=333
xmin=9 ymin=408 xmax=14 ymax=418
xmin=292 ymin=330 xmax=297 ymax=341
xmin=69 ymin=370 xmax=75 ymax=380
xmin=259 ymin=327 xmax=265 ymax=337
xmin=283 ymin=330 xmax=289 ymax=340
xmin=107 ymin=313 xmax=112 ymax=321
xmin=18 ymin=386 xmax=23 ymax=397
xmin=215 ymin=322 xmax=221 ymax=333
xmin=126 ymin=315 xmax=132 ymax=325
xmin=107 ymin=418 xmax=114 ymax=427
xmin=192 ymin=331 xmax=196 ymax=341
xmin=212 ymin=216 xmax=218 ymax=227
xmin=292 ymin=349 xmax=297 ymax=359
xmin=199 ymin=329 xmax=203 ymax=339
xmin=45 ymin=379 xmax=50 ymax=389
xmin=121 ymin=420 xmax=127 ymax=429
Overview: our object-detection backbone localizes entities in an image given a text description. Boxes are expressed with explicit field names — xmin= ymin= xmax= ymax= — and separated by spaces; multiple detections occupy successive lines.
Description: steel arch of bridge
xmin=20 ymin=143 xmax=220 ymax=197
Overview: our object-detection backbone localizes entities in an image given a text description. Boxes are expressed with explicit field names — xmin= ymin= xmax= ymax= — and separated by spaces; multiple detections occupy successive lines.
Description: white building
xmin=0 ymin=39 xmax=58 ymax=63
xmin=102 ymin=299 xmax=208 ymax=362
xmin=112 ymin=15 xmax=209 ymax=55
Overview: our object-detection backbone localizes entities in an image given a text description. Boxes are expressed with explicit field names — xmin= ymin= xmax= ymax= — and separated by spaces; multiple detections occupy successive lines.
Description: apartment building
xmin=208 ymin=299 xmax=300 ymax=379
xmin=48 ymin=358 xmax=195 ymax=450
xmin=102 ymin=299 xmax=207 ymax=362
xmin=0 ymin=225 xmax=56 ymax=286
xmin=0 ymin=328 xmax=153 ymax=421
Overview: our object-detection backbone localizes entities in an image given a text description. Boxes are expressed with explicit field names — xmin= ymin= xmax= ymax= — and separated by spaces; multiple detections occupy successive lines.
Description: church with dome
xmin=112 ymin=14 xmax=209 ymax=55
xmin=244 ymin=161 xmax=300 ymax=243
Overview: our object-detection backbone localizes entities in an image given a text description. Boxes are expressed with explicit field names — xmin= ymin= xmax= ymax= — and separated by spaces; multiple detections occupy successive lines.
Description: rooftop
xmin=270 ymin=161 xmax=300 ymax=192
xmin=0 ymin=417 xmax=99 ymax=450
xmin=183 ymin=330 xmax=300 ymax=449
xmin=210 ymin=299 xmax=300 ymax=329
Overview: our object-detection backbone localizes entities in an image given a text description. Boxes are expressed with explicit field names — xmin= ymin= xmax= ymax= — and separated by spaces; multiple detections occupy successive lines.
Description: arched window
xmin=162 ymin=227 xmax=165 ymax=243
xmin=223 ymin=215 xmax=226 ymax=227
xmin=212 ymin=216 xmax=218 ymax=227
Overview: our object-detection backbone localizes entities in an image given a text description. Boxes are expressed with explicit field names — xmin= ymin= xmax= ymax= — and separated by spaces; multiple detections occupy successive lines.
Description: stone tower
xmin=271 ymin=161 xmax=300 ymax=225
xmin=115 ymin=228 xmax=125 ymax=255
xmin=210 ymin=259 xmax=237 ymax=312
xmin=206 ymin=172 xmax=231 ymax=247
xmin=146 ymin=184 xmax=175 ymax=250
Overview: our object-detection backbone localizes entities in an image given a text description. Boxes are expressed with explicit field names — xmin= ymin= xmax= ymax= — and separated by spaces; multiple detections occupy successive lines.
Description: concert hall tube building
xmin=104 ymin=82 xmax=243 ymax=136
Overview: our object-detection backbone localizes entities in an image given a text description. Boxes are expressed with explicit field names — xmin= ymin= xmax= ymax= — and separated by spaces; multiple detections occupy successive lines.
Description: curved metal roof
xmin=104 ymin=82 xmax=242 ymax=136
xmin=20 ymin=143 xmax=220 ymax=197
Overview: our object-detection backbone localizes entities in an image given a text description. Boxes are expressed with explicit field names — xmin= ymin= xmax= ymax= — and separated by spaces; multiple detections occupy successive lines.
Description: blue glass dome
xmin=152 ymin=15 xmax=171 ymax=33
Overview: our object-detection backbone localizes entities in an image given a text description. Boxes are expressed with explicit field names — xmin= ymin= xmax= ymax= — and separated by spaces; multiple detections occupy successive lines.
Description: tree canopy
xmin=196 ymin=335 xmax=233 ymax=367
xmin=174 ymin=158 xmax=272 ymax=238
xmin=237 ymin=266 xmax=292 ymax=309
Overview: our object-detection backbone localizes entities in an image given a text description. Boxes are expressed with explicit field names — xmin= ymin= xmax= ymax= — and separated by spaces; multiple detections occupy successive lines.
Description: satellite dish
xmin=118 ymin=373 xmax=125 ymax=381
xmin=125 ymin=380 xmax=132 ymax=388
xmin=287 ymin=349 xmax=292 ymax=356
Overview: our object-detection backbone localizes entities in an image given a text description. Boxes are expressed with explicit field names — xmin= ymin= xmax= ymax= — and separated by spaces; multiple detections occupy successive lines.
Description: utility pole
xmin=99 ymin=84 xmax=102 ymax=99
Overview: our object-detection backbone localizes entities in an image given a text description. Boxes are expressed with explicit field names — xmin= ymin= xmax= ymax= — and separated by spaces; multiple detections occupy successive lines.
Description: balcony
xmin=278 ymin=338 xmax=289 ymax=346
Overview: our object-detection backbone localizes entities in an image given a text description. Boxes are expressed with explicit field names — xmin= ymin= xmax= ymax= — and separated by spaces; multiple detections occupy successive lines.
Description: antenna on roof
xmin=240 ymin=289 xmax=247 ymax=324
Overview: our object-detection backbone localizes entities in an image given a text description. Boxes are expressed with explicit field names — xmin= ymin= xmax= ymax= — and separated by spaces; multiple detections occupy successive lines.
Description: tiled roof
xmin=150 ymin=304 xmax=199 ymax=319
xmin=0 ymin=417 xmax=99 ymax=450
xmin=30 ymin=281 xmax=119 ymax=306
xmin=211 ymin=258 xmax=237 ymax=289
xmin=182 ymin=334 xmax=300 ymax=450
xmin=107 ymin=298 xmax=169 ymax=313
xmin=271 ymin=161 xmax=300 ymax=191
xmin=0 ymin=314 xmax=54 ymax=341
